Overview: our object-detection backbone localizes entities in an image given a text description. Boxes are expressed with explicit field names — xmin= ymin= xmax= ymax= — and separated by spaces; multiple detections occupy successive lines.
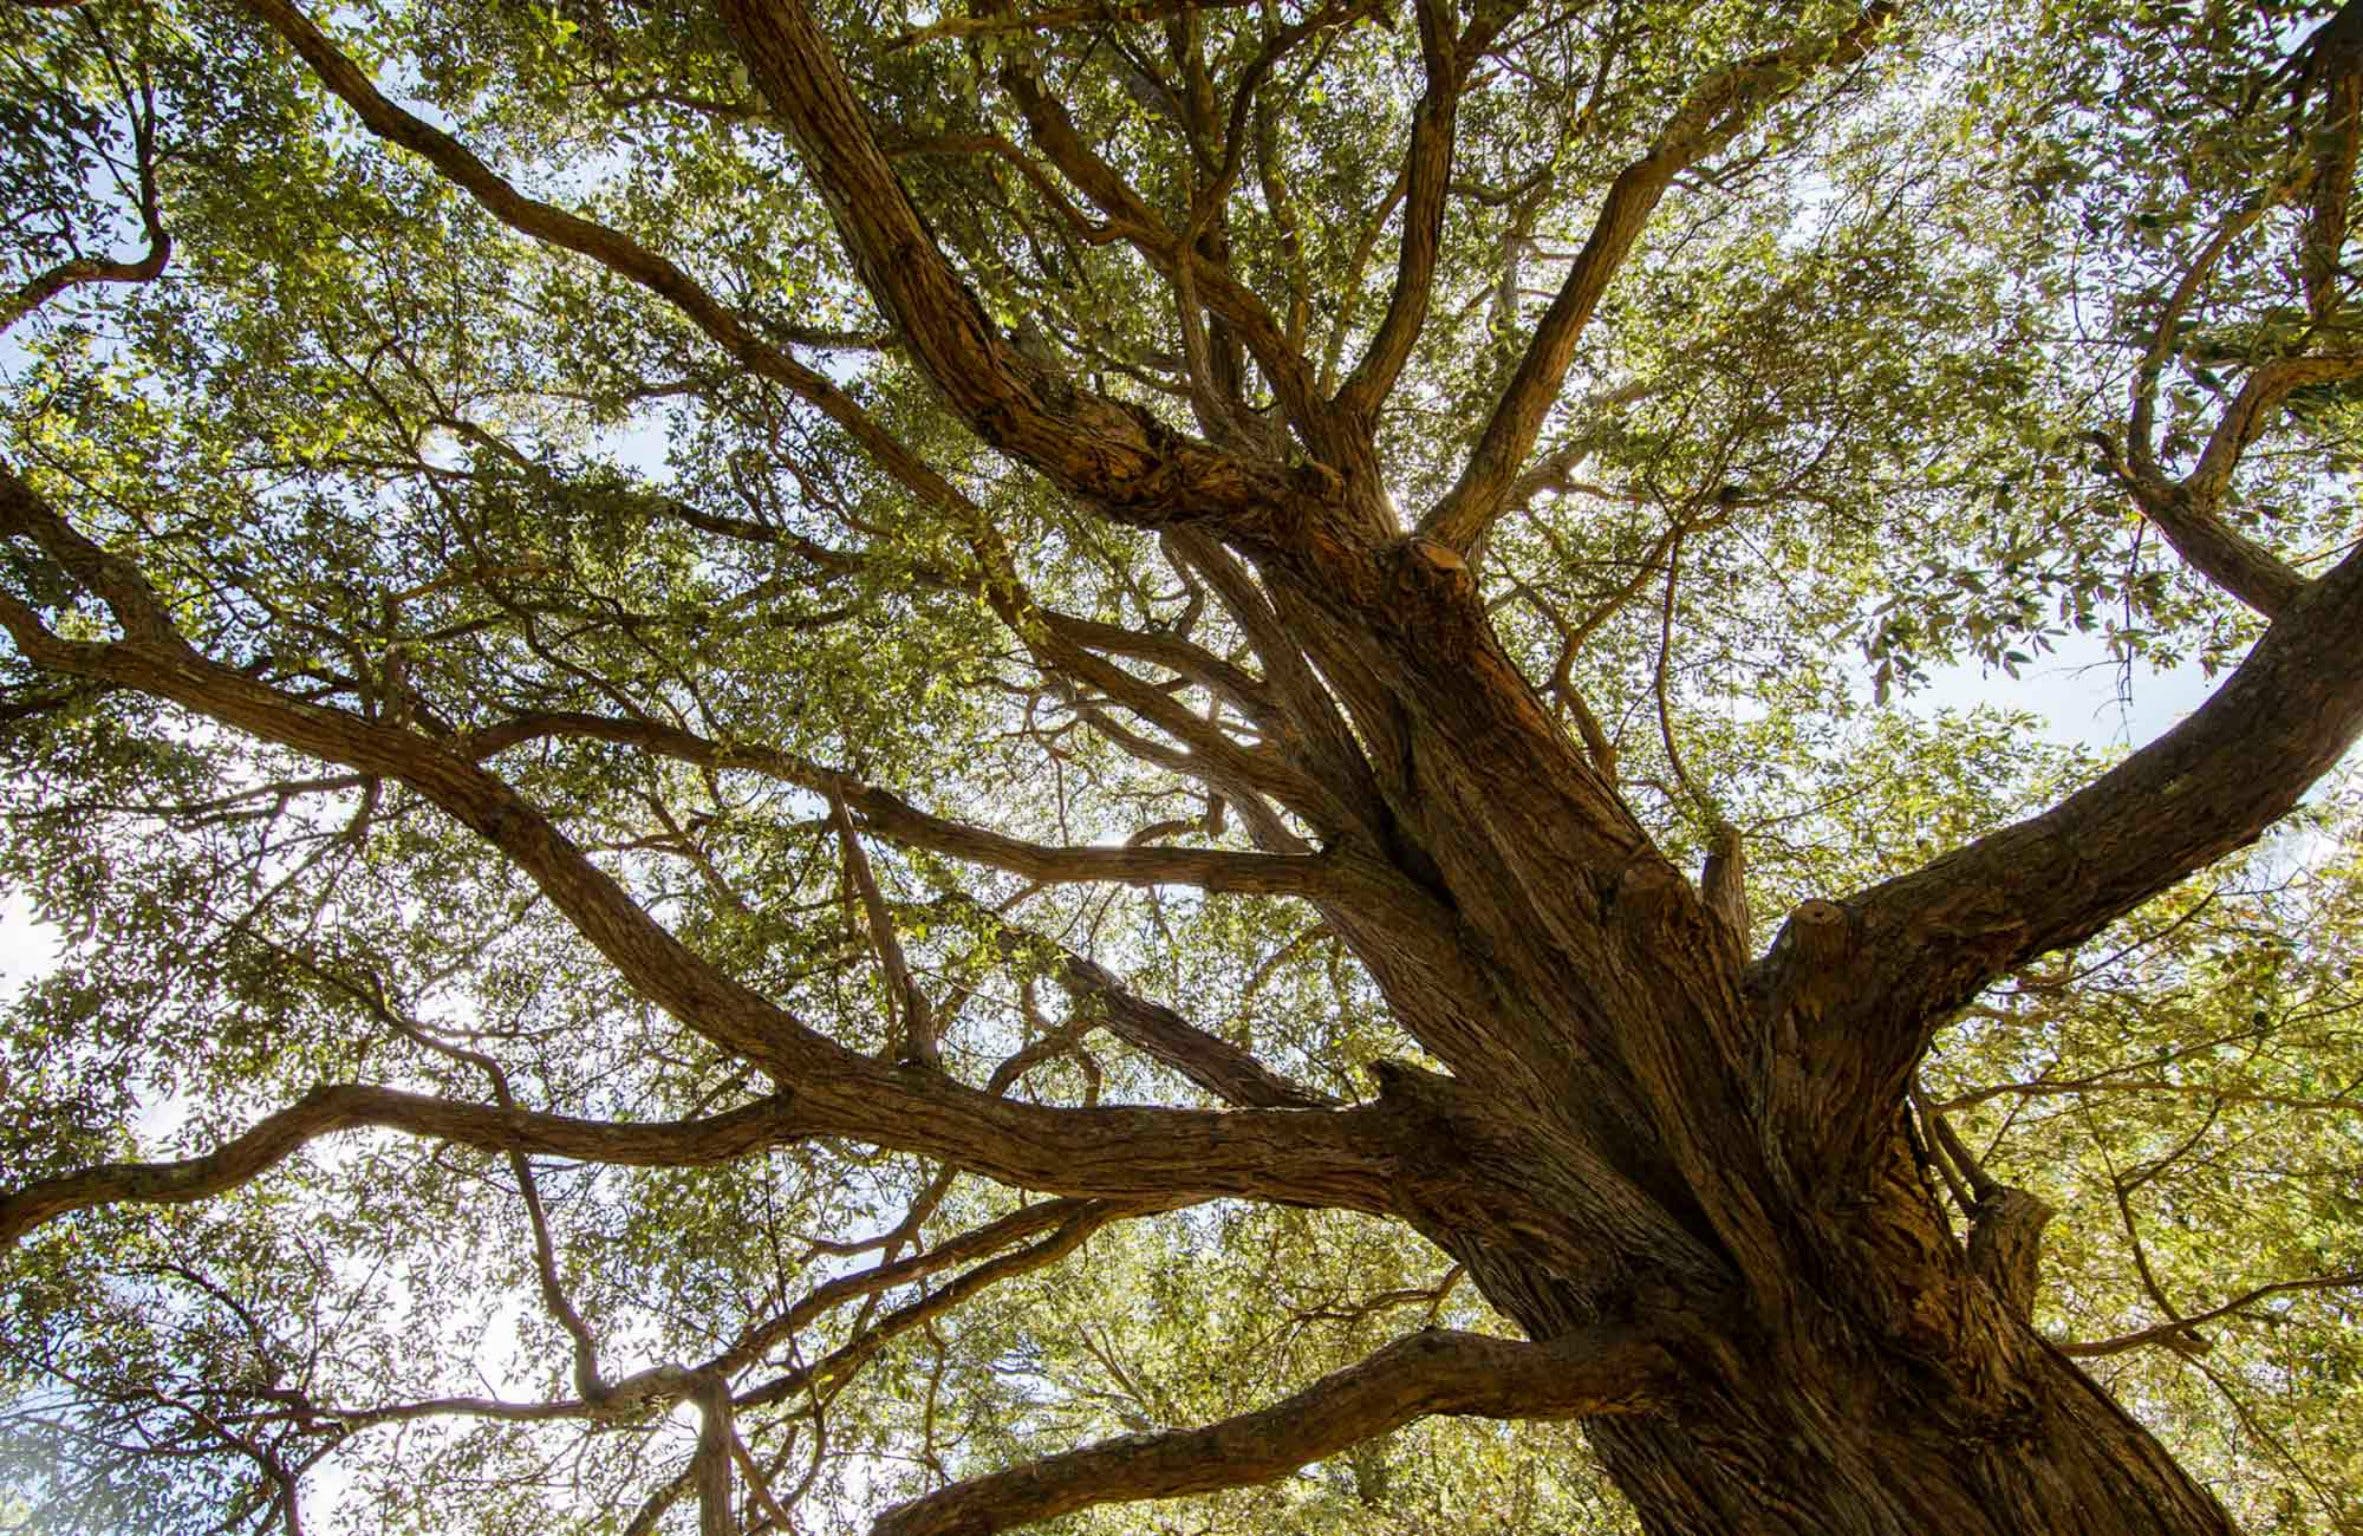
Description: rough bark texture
xmin=10 ymin=0 xmax=2363 ymax=1530
xmin=1250 ymin=548 xmax=2253 ymax=1535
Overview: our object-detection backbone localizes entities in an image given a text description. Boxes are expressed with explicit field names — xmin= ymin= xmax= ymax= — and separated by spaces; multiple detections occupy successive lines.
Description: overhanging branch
xmin=0 ymin=465 xmax=1408 ymax=1216
xmin=869 ymin=1325 xmax=1667 ymax=1536
xmin=464 ymin=710 xmax=1342 ymax=897
xmin=0 ymin=1085 xmax=803 ymax=1253
xmin=1772 ymin=537 xmax=2363 ymax=1168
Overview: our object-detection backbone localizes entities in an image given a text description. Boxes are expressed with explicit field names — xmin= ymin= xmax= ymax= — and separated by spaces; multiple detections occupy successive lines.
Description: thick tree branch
xmin=2183 ymin=354 xmax=2363 ymax=507
xmin=1422 ymin=4 xmax=1891 ymax=550
xmin=2097 ymin=128 xmax=2361 ymax=618
xmin=1053 ymin=950 xmax=1334 ymax=1109
xmin=869 ymin=1325 xmax=1668 ymax=1536
xmin=716 ymin=0 xmax=1325 ymax=536
xmin=690 ymin=1375 xmax=737 ymax=1536
xmin=1162 ymin=529 xmax=1380 ymax=820
xmin=0 ymin=466 xmax=1408 ymax=1216
xmin=1 ymin=232 xmax=171 ymax=338
xmin=1334 ymin=0 xmax=1522 ymax=421
xmin=2093 ymin=429 xmax=2310 ymax=621
xmin=1775 ymin=537 xmax=2363 ymax=1167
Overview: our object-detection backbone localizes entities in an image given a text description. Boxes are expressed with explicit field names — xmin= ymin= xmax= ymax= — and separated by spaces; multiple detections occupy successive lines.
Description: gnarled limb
xmin=2093 ymin=429 xmax=2309 ymax=620
xmin=717 ymin=0 xmax=1323 ymax=536
xmin=1771 ymin=537 xmax=2363 ymax=1172
xmin=1422 ymin=3 xmax=1893 ymax=551
xmin=1 ymin=226 xmax=170 ymax=339
xmin=2093 ymin=346 xmax=2357 ymax=621
xmin=869 ymin=1325 xmax=1669 ymax=1536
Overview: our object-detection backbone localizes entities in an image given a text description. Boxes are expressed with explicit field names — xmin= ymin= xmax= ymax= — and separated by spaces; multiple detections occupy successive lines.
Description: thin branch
xmin=232 ymin=0 xmax=994 ymax=561
xmin=832 ymin=795 xmax=941 ymax=1067
xmin=966 ymin=900 xmax=1334 ymax=1107
xmin=465 ymin=710 xmax=1342 ymax=897
xmin=891 ymin=0 xmax=1255 ymax=50
xmin=1423 ymin=3 xmax=1893 ymax=550
xmin=0 ymin=1085 xmax=805 ymax=1253
xmin=2061 ymin=1267 xmax=2363 ymax=1359
xmin=0 ymin=24 xmax=172 ymax=335
xmin=738 ymin=1204 xmax=1133 ymax=1408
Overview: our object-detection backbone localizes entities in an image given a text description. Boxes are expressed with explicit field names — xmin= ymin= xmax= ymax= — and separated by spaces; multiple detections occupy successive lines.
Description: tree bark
xmin=1578 ymin=1316 xmax=2236 ymax=1536
xmin=1225 ymin=529 xmax=2257 ymax=1536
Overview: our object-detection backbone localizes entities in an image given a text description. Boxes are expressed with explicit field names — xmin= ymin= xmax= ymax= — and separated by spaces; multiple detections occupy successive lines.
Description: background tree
xmin=3 ymin=0 xmax=2363 ymax=1530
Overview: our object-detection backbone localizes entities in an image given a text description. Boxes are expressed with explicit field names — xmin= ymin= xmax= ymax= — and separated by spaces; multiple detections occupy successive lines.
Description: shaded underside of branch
xmin=871 ymin=1325 xmax=1669 ymax=1536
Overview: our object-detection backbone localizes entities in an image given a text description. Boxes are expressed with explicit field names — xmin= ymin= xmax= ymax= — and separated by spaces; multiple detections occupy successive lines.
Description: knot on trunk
xmin=1366 ymin=1057 xmax=1466 ymax=1120
xmin=1606 ymin=855 xmax=1687 ymax=928
xmin=1701 ymin=823 xmax=1751 ymax=958
xmin=1967 ymin=1186 xmax=2055 ymax=1319
xmin=1384 ymin=536 xmax=1480 ymax=616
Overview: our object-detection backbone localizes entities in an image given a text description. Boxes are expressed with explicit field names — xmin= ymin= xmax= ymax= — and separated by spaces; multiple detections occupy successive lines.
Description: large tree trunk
xmin=1579 ymin=1325 xmax=2238 ymax=1535
xmin=1414 ymin=1049 xmax=2243 ymax=1536
xmin=1248 ymin=534 xmax=2246 ymax=1535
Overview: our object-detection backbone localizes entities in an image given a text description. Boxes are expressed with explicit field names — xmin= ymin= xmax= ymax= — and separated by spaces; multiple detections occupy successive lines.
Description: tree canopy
xmin=2 ymin=0 xmax=2363 ymax=1530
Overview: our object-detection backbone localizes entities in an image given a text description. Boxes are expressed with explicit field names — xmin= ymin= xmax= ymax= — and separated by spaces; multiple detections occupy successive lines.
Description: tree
xmin=3 ymin=0 xmax=2363 ymax=1526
